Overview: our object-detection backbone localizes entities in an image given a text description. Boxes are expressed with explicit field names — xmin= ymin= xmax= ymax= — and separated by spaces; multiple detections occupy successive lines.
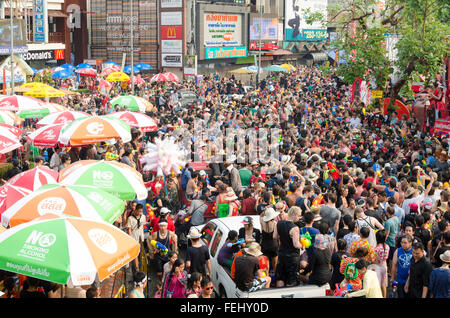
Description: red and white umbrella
xmin=76 ymin=68 xmax=97 ymax=77
xmin=26 ymin=124 xmax=64 ymax=147
xmin=0 ymin=184 xmax=32 ymax=216
xmin=98 ymin=79 xmax=113 ymax=96
xmin=162 ymin=72 xmax=180 ymax=82
xmin=107 ymin=111 xmax=158 ymax=132
xmin=0 ymin=123 xmax=22 ymax=139
xmin=101 ymin=65 xmax=120 ymax=77
xmin=0 ymin=95 xmax=45 ymax=112
xmin=150 ymin=73 xmax=168 ymax=82
xmin=36 ymin=111 xmax=89 ymax=128
xmin=0 ymin=127 xmax=21 ymax=154
xmin=43 ymin=103 xmax=69 ymax=113
xmin=7 ymin=166 xmax=59 ymax=192
xmin=128 ymin=77 xmax=145 ymax=85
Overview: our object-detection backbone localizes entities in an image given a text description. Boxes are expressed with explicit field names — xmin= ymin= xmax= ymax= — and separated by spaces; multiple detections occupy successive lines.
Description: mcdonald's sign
xmin=161 ymin=25 xmax=182 ymax=40
xmin=54 ymin=49 xmax=65 ymax=60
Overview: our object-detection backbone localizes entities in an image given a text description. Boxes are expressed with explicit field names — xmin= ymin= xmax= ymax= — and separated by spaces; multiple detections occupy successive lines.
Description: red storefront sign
xmin=54 ymin=49 xmax=65 ymax=60
xmin=249 ymin=42 xmax=279 ymax=51
xmin=161 ymin=25 xmax=183 ymax=40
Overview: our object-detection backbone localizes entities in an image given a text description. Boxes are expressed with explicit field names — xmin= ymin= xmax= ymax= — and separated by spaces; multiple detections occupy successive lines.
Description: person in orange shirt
xmin=348 ymin=227 xmax=376 ymax=264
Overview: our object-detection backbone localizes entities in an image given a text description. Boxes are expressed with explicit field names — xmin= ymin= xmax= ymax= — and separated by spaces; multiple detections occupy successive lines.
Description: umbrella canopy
xmin=161 ymin=72 xmax=180 ymax=82
xmin=128 ymin=76 xmax=145 ymax=85
xmin=0 ymin=127 xmax=21 ymax=154
xmin=0 ymin=184 xmax=32 ymax=216
xmin=36 ymin=111 xmax=89 ymax=128
xmin=150 ymin=73 xmax=167 ymax=82
xmin=134 ymin=63 xmax=152 ymax=71
xmin=0 ymin=95 xmax=45 ymax=112
xmin=26 ymin=124 xmax=64 ymax=147
xmin=52 ymin=69 xmax=75 ymax=79
xmin=123 ymin=65 xmax=140 ymax=75
xmin=24 ymin=86 xmax=66 ymax=98
xmin=58 ymin=116 xmax=131 ymax=146
xmin=17 ymin=103 xmax=68 ymax=119
xmin=0 ymin=215 xmax=140 ymax=285
xmin=60 ymin=64 xmax=76 ymax=72
xmin=106 ymin=72 xmax=130 ymax=82
xmin=76 ymin=68 xmax=97 ymax=78
xmin=107 ymin=111 xmax=158 ymax=132
xmin=0 ymin=111 xmax=19 ymax=125
xmin=76 ymin=63 xmax=94 ymax=70
xmin=101 ymin=66 xmax=120 ymax=77
xmin=7 ymin=166 xmax=59 ymax=192
xmin=0 ymin=123 xmax=22 ymax=138
xmin=59 ymin=160 xmax=147 ymax=201
xmin=229 ymin=66 xmax=257 ymax=74
xmin=1 ymin=184 xmax=126 ymax=228
xmin=263 ymin=65 xmax=288 ymax=72
xmin=110 ymin=95 xmax=153 ymax=112
xmin=103 ymin=61 xmax=120 ymax=67
xmin=280 ymin=64 xmax=296 ymax=72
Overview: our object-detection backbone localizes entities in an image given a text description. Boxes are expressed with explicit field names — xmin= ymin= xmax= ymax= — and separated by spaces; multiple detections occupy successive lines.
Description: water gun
xmin=333 ymin=283 xmax=353 ymax=297
xmin=300 ymin=232 xmax=312 ymax=249
xmin=311 ymin=194 xmax=323 ymax=207
xmin=150 ymin=240 xmax=168 ymax=255
xmin=106 ymin=152 xmax=119 ymax=160
xmin=327 ymin=162 xmax=340 ymax=182
xmin=184 ymin=215 xmax=192 ymax=223
xmin=226 ymin=238 xmax=245 ymax=248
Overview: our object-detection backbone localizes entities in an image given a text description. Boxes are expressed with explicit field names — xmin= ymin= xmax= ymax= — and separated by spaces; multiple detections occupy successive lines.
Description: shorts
xmin=388 ymin=245 xmax=396 ymax=260
xmin=275 ymin=254 xmax=300 ymax=286
xmin=154 ymin=254 xmax=168 ymax=274
xmin=248 ymin=278 xmax=267 ymax=292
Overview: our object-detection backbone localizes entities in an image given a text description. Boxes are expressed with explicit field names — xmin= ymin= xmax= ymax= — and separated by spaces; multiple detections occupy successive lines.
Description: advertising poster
xmin=0 ymin=19 xmax=28 ymax=55
xmin=205 ymin=46 xmax=247 ymax=59
xmin=161 ymin=40 xmax=182 ymax=53
xmin=249 ymin=16 xmax=278 ymax=41
xmin=162 ymin=53 xmax=183 ymax=67
xmin=204 ymin=13 xmax=243 ymax=46
xmin=284 ymin=0 xmax=327 ymax=41
xmin=184 ymin=55 xmax=197 ymax=76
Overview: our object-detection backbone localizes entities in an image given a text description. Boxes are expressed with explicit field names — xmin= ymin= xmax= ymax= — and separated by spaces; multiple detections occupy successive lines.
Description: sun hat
xmin=199 ymin=170 xmax=206 ymax=176
xmin=224 ymin=187 xmax=238 ymax=201
xmin=405 ymin=187 xmax=417 ymax=198
xmin=244 ymin=242 xmax=263 ymax=257
xmin=308 ymin=173 xmax=319 ymax=181
xmin=281 ymin=155 xmax=291 ymax=165
xmin=160 ymin=207 xmax=171 ymax=215
xmin=187 ymin=227 xmax=202 ymax=239
xmin=440 ymin=250 xmax=450 ymax=264
xmin=263 ymin=207 xmax=280 ymax=222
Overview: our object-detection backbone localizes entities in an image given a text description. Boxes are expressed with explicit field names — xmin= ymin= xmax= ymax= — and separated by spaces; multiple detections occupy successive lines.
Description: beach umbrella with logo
xmin=58 ymin=116 xmax=131 ymax=146
xmin=75 ymin=63 xmax=94 ymax=70
xmin=161 ymin=72 xmax=180 ymax=82
xmin=0 ymin=111 xmax=20 ymax=126
xmin=0 ymin=214 xmax=140 ymax=285
xmin=36 ymin=110 xmax=89 ymax=128
xmin=0 ymin=95 xmax=45 ymax=112
xmin=134 ymin=63 xmax=152 ymax=71
xmin=24 ymin=86 xmax=66 ymax=98
xmin=123 ymin=66 xmax=140 ymax=75
xmin=106 ymin=72 xmax=130 ymax=82
xmin=0 ymin=123 xmax=22 ymax=139
xmin=149 ymin=73 xmax=167 ymax=83
xmin=127 ymin=76 xmax=145 ymax=86
xmin=60 ymin=64 xmax=76 ymax=72
xmin=107 ymin=111 xmax=158 ymax=132
xmin=26 ymin=124 xmax=64 ymax=147
xmin=7 ymin=166 xmax=59 ymax=192
xmin=0 ymin=184 xmax=32 ymax=216
xmin=59 ymin=160 xmax=147 ymax=201
xmin=0 ymin=127 xmax=21 ymax=154
xmin=101 ymin=66 xmax=120 ymax=77
xmin=52 ymin=69 xmax=76 ymax=80
xmin=18 ymin=103 xmax=69 ymax=119
xmin=1 ymin=184 xmax=126 ymax=228
xmin=103 ymin=61 xmax=120 ymax=67
xmin=76 ymin=68 xmax=97 ymax=78
xmin=110 ymin=95 xmax=153 ymax=112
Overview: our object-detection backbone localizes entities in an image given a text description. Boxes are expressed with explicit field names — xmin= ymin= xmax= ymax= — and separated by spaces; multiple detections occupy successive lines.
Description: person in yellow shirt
xmin=347 ymin=259 xmax=383 ymax=298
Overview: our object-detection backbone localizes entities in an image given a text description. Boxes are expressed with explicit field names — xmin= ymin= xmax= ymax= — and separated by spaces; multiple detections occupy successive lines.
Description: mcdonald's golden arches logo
xmin=161 ymin=26 xmax=182 ymax=40
xmin=54 ymin=49 xmax=65 ymax=60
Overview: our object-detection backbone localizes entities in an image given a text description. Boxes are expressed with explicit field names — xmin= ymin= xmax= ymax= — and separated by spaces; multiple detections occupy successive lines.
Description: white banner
xmin=204 ymin=13 xmax=243 ymax=46
xmin=161 ymin=11 xmax=182 ymax=26
xmin=161 ymin=0 xmax=183 ymax=8
xmin=161 ymin=40 xmax=183 ymax=53
xmin=162 ymin=54 xmax=183 ymax=67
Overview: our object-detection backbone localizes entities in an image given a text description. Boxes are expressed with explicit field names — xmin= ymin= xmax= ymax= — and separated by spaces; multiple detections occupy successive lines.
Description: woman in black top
xmin=238 ymin=216 xmax=261 ymax=244
xmin=329 ymin=239 xmax=350 ymax=291
xmin=300 ymin=235 xmax=332 ymax=287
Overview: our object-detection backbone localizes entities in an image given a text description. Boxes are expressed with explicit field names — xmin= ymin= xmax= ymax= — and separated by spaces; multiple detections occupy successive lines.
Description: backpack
xmin=221 ymin=168 xmax=232 ymax=185
xmin=344 ymin=261 xmax=358 ymax=280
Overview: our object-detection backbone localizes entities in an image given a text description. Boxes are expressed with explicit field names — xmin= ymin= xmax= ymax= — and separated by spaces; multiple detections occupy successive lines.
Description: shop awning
xmin=235 ymin=56 xmax=256 ymax=65
xmin=305 ymin=52 xmax=328 ymax=62
xmin=270 ymin=49 xmax=293 ymax=56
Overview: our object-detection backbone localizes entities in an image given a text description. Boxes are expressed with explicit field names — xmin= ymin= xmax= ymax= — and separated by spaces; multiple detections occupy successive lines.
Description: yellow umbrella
xmin=24 ymin=85 xmax=66 ymax=98
xmin=280 ymin=64 xmax=296 ymax=72
xmin=106 ymin=72 xmax=130 ymax=82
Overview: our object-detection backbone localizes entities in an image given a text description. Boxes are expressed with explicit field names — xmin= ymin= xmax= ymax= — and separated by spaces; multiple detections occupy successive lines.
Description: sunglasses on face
xmin=203 ymin=286 xmax=214 ymax=291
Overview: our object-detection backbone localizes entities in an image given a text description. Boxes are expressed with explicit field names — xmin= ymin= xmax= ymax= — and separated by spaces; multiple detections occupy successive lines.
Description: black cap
xmin=34 ymin=156 xmax=44 ymax=163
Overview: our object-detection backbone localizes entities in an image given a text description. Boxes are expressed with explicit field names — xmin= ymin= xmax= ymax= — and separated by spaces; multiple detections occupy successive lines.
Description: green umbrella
xmin=263 ymin=65 xmax=287 ymax=72
xmin=110 ymin=95 xmax=153 ymax=112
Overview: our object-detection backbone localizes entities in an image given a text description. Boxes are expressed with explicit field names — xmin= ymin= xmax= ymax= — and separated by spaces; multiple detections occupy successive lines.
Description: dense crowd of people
xmin=0 ymin=64 xmax=449 ymax=298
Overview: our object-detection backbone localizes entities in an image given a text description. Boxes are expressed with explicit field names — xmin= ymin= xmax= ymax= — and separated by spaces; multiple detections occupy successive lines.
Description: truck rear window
xmin=201 ymin=222 xmax=217 ymax=247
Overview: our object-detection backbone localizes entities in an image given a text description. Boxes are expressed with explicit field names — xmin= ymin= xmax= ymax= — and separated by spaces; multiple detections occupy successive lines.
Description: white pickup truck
xmin=195 ymin=216 xmax=331 ymax=298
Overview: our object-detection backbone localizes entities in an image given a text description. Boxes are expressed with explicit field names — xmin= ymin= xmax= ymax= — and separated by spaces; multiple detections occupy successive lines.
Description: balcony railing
xmin=27 ymin=32 xmax=65 ymax=43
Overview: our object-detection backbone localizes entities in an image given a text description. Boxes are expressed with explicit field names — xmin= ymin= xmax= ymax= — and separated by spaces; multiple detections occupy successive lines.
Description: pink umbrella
xmin=0 ymin=184 xmax=32 ymax=216
xmin=162 ymin=72 xmax=180 ymax=82
xmin=128 ymin=77 xmax=145 ymax=85
xmin=0 ymin=95 xmax=45 ymax=112
xmin=7 ymin=166 xmax=59 ymax=192
xmin=108 ymin=111 xmax=158 ymax=132
xmin=26 ymin=124 xmax=64 ymax=147
xmin=76 ymin=68 xmax=97 ymax=77
xmin=150 ymin=73 xmax=168 ymax=82
xmin=36 ymin=111 xmax=89 ymax=128
xmin=0 ymin=123 xmax=22 ymax=139
xmin=0 ymin=127 xmax=21 ymax=154
xmin=101 ymin=66 xmax=120 ymax=77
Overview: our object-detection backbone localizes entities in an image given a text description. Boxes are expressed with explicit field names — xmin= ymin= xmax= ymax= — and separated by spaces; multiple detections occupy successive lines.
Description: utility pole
xmin=256 ymin=4 xmax=263 ymax=87
xmin=130 ymin=0 xmax=134 ymax=94
xmin=10 ymin=0 xmax=14 ymax=95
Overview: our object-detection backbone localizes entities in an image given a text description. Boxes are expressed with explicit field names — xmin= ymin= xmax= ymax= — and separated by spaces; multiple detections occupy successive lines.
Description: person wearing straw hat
xmin=234 ymin=242 xmax=272 ymax=292
xmin=429 ymin=250 xmax=450 ymax=298
xmin=185 ymin=227 xmax=211 ymax=278
xmin=260 ymin=207 xmax=280 ymax=276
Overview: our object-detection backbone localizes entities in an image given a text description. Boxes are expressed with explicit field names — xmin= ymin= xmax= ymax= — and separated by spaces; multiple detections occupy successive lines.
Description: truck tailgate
xmin=241 ymin=284 xmax=330 ymax=298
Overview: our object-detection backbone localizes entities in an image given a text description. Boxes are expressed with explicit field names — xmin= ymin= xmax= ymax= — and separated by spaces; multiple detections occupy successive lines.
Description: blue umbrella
xmin=76 ymin=63 xmax=93 ymax=70
xmin=52 ymin=69 xmax=75 ymax=79
xmin=104 ymin=61 xmax=120 ymax=66
xmin=31 ymin=68 xmax=38 ymax=75
xmin=123 ymin=65 xmax=140 ymax=74
xmin=135 ymin=62 xmax=152 ymax=71
xmin=61 ymin=64 xmax=76 ymax=71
